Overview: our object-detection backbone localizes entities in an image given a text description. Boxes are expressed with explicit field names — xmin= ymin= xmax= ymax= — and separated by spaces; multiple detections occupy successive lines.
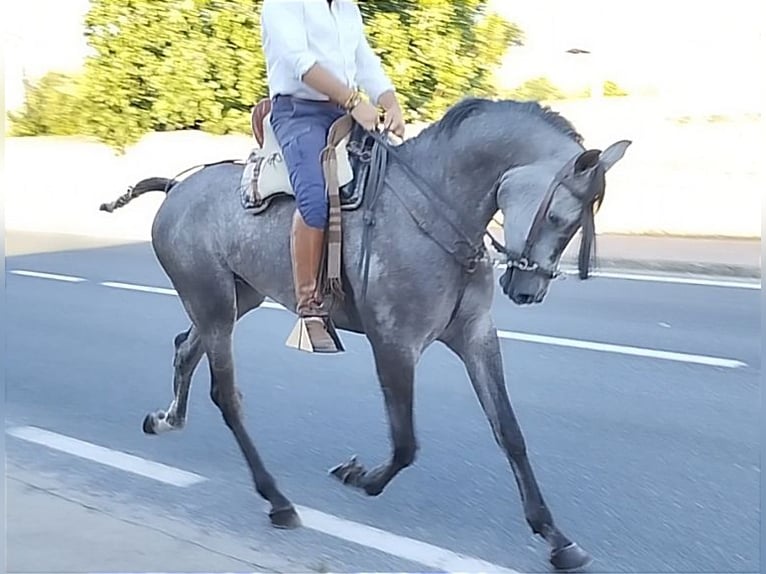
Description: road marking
xmin=295 ymin=505 xmax=519 ymax=573
xmin=572 ymin=270 xmax=760 ymax=290
xmin=497 ymin=331 xmax=747 ymax=369
xmin=493 ymin=264 xmax=760 ymax=289
xmin=6 ymin=426 xmax=207 ymax=487
xmin=9 ymin=270 xmax=86 ymax=283
xmin=7 ymin=425 xmax=517 ymax=572
xmin=11 ymin=272 xmax=751 ymax=368
xmin=101 ymin=281 xmax=178 ymax=296
xmin=102 ymin=282 xmax=289 ymax=310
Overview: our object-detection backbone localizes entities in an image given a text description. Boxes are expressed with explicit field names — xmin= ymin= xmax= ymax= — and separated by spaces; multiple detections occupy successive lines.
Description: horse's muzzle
xmin=499 ymin=267 xmax=547 ymax=305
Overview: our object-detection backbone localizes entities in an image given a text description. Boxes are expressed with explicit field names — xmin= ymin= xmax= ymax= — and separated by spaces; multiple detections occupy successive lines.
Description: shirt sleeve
xmin=260 ymin=1 xmax=317 ymax=81
xmin=354 ymin=33 xmax=395 ymax=105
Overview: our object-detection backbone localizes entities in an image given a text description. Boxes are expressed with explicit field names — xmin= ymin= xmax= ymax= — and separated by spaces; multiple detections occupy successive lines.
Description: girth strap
xmin=358 ymin=138 xmax=389 ymax=303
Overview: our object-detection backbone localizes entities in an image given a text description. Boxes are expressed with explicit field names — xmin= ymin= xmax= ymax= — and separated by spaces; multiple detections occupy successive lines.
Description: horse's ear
xmin=599 ymin=140 xmax=632 ymax=172
xmin=574 ymin=149 xmax=601 ymax=174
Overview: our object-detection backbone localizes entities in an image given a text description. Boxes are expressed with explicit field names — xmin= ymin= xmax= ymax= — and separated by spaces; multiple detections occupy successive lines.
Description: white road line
xmin=101 ymin=282 xmax=288 ymax=310
xmin=9 ymin=270 xmax=86 ymax=283
xmin=7 ymin=425 xmax=517 ymax=572
xmin=492 ymin=264 xmax=760 ymax=289
xmin=101 ymin=281 xmax=178 ymax=296
xmin=295 ymin=505 xmax=519 ymax=574
xmin=498 ymin=331 xmax=747 ymax=369
xmin=571 ymin=270 xmax=760 ymax=290
xmin=13 ymin=272 xmax=751 ymax=369
xmin=6 ymin=426 xmax=206 ymax=487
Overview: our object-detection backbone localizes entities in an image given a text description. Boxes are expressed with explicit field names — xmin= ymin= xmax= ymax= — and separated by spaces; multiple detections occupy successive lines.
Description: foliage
xmin=359 ymin=0 xmax=522 ymax=120
xmin=502 ymin=76 xmax=565 ymax=102
xmin=8 ymin=0 xmax=520 ymax=152
xmin=500 ymin=77 xmax=631 ymax=102
xmin=7 ymin=72 xmax=86 ymax=137
xmin=602 ymin=80 xmax=628 ymax=97
xmin=76 ymin=0 xmax=267 ymax=151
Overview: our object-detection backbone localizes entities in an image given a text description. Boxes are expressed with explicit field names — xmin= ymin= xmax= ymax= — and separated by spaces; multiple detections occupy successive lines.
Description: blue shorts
xmin=269 ymin=95 xmax=345 ymax=229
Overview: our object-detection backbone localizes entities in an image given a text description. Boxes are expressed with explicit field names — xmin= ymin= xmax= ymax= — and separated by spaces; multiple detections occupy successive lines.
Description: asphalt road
xmin=5 ymin=234 xmax=760 ymax=573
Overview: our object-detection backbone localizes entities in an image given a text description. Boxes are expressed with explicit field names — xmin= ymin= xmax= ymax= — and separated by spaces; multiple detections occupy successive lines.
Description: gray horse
xmin=101 ymin=97 xmax=630 ymax=571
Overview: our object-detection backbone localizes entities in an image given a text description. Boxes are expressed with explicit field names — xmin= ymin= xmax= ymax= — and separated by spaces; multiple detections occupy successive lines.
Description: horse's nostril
xmin=512 ymin=293 xmax=535 ymax=305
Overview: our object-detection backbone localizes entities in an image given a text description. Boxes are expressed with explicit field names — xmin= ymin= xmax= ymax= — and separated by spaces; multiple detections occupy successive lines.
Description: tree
xmin=358 ymin=0 xmax=522 ymax=120
xmin=9 ymin=0 xmax=520 ymax=152
xmin=77 ymin=0 xmax=267 ymax=151
xmin=7 ymin=72 xmax=86 ymax=137
xmin=503 ymin=76 xmax=565 ymax=102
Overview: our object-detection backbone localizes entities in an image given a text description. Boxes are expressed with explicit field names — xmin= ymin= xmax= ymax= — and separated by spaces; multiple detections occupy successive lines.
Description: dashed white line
xmin=574 ymin=270 xmax=760 ymax=290
xmin=7 ymin=425 xmax=517 ymax=573
xmin=497 ymin=331 xmax=746 ymax=369
xmin=492 ymin=264 xmax=760 ymax=289
xmin=101 ymin=281 xmax=178 ymax=296
xmin=101 ymin=282 xmax=286 ymax=310
xmin=99 ymin=282 xmax=287 ymax=311
xmin=10 ymin=269 xmax=751 ymax=369
xmin=10 ymin=270 xmax=86 ymax=283
xmin=7 ymin=426 xmax=206 ymax=487
xmin=295 ymin=505 xmax=519 ymax=573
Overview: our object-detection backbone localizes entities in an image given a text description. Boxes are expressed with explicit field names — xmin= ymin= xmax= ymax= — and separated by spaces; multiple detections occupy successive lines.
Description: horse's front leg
xmin=443 ymin=313 xmax=592 ymax=572
xmin=330 ymin=342 xmax=418 ymax=496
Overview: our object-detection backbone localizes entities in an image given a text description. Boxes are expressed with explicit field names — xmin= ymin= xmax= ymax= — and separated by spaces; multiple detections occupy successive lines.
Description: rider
xmin=260 ymin=0 xmax=406 ymax=352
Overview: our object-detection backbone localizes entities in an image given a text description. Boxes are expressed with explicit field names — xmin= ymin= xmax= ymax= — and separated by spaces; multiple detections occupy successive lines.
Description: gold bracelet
xmin=343 ymin=90 xmax=363 ymax=111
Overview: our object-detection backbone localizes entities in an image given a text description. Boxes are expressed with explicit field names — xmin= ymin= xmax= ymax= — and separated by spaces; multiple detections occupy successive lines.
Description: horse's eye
xmin=547 ymin=213 xmax=564 ymax=227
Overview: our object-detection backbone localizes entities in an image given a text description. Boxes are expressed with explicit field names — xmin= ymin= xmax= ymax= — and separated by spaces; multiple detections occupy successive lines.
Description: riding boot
xmin=286 ymin=211 xmax=344 ymax=353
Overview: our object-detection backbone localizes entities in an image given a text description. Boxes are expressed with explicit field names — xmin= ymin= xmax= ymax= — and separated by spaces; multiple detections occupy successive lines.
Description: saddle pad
xmin=240 ymin=112 xmax=354 ymax=211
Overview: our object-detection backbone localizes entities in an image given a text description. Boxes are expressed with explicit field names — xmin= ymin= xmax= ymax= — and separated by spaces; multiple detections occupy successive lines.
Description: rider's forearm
xmin=301 ymin=64 xmax=357 ymax=108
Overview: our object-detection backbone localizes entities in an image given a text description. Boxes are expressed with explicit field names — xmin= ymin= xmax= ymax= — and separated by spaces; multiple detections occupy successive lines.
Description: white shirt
xmin=260 ymin=0 xmax=395 ymax=105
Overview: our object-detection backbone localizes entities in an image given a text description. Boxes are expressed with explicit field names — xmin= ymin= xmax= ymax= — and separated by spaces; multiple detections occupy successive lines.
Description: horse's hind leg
xmin=142 ymin=284 xmax=265 ymax=435
xmin=142 ymin=325 xmax=202 ymax=434
xmin=442 ymin=312 xmax=591 ymax=572
xmin=179 ymin=272 xmax=299 ymax=529
xmin=330 ymin=342 xmax=418 ymax=496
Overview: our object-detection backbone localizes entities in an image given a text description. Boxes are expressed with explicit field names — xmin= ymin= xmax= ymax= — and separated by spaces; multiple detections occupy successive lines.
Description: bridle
xmin=358 ymin=128 xmax=599 ymax=301
xmin=485 ymin=159 xmax=585 ymax=281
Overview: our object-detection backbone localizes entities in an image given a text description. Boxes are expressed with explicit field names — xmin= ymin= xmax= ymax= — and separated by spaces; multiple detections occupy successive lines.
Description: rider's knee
xmin=297 ymin=194 xmax=328 ymax=229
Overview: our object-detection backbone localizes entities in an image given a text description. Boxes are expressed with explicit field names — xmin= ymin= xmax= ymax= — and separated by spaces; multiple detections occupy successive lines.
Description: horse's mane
xmin=421 ymin=97 xmax=584 ymax=145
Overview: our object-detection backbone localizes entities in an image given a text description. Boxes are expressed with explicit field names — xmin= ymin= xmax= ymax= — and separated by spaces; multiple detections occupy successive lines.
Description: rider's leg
xmin=270 ymin=96 xmax=345 ymax=351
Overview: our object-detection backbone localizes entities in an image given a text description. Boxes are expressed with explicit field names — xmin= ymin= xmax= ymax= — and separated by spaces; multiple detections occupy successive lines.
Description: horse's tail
xmin=99 ymin=176 xmax=178 ymax=213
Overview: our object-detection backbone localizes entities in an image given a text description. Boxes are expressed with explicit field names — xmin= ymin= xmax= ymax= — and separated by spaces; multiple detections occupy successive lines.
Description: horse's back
xmin=150 ymin=161 xmax=300 ymax=301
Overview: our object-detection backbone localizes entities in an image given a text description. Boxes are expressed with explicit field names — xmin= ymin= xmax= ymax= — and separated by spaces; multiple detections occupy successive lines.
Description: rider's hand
xmin=383 ymin=103 xmax=405 ymax=139
xmin=350 ymin=100 xmax=380 ymax=132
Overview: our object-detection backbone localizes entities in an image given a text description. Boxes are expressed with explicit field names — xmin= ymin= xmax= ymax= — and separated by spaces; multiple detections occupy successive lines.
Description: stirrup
xmin=285 ymin=315 xmax=344 ymax=354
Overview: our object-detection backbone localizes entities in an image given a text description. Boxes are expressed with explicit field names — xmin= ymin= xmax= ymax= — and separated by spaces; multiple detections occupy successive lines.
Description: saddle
xmin=242 ymin=98 xmax=387 ymax=353
xmin=240 ymin=98 xmax=374 ymax=214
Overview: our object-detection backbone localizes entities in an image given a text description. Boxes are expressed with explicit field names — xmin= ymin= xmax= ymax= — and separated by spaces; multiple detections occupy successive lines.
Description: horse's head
xmin=496 ymin=140 xmax=631 ymax=305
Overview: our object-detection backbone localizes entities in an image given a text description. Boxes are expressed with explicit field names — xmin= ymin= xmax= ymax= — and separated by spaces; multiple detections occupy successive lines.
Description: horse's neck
xmin=404 ymin=125 xmax=578 ymax=237
xmin=389 ymin=141 xmax=493 ymax=242
xmin=444 ymin=124 xmax=580 ymax=216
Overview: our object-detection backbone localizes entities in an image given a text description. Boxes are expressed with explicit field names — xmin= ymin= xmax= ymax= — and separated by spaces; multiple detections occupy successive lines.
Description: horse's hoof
xmin=142 ymin=414 xmax=157 ymax=435
xmin=550 ymin=543 xmax=592 ymax=572
xmin=269 ymin=506 xmax=301 ymax=530
xmin=328 ymin=455 xmax=366 ymax=486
